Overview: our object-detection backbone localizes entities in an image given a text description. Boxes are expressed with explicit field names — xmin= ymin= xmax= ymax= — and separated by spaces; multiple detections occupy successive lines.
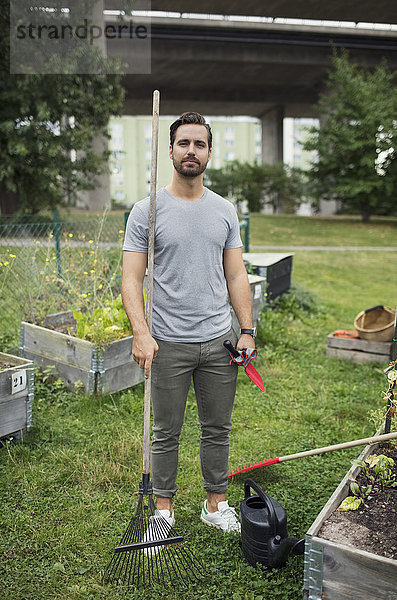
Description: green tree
xmin=206 ymin=161 xmax=265 ymax=211
xmin=304 ymin=51 xmax=397 ymax=222
xmin=234 ymin=161 xmax=267 ymax=212
xmin=0 ymin=0 xmax=125 ymax=215
xmin=207 ymin=161 xmax=305 ymax=213
xmin=205 ymin=161 xmax=239 ymax=200
xmin=262 ymin=163 xmax=305 ymax=214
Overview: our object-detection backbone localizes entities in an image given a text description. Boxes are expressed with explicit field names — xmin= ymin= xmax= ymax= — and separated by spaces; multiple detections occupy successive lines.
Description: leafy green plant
xmin=338 ymin=453 xmax=397 ymax=511
xmin=368 ymin=363 xmax=397 ymax=436
xmin=72 ymin=294 xmax=132 ymax=349
xmin=256 ymin=284 xmax=323 ymax=351
xmin=270 ymin=284 xmax=323 ymax=316
xmin=35 ymin=366 xmax=76 ymax=407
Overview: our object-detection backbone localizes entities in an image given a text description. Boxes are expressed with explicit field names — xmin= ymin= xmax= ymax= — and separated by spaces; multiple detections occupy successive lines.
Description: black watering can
xmin=240 ymin=479 xmax=304 ymax=569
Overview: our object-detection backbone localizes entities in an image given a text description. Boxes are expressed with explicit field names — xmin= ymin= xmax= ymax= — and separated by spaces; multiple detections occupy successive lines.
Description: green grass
xmin=250 ymin=214 xmax=397 ymax=247
xmin=1 ymin=215 xmax=397 ymax=600
xmin=294 ymin=250 xmax=397 ymax=321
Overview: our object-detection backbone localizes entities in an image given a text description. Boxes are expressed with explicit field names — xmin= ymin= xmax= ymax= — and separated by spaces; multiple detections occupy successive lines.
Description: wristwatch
xmin=240 ymin=327 xmax=256 ymax=338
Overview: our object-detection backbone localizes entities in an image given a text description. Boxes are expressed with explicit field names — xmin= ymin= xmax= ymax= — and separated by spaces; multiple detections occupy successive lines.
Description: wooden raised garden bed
xmin=303 ymin=437 xmax=397 ymax=600
xmin=326 ymin=333 xmax=392 ymax=364
xmin=20 ymin=312 xmax=144 ymax=395
xmin=0 ymin=352 xmax=34 ymax=440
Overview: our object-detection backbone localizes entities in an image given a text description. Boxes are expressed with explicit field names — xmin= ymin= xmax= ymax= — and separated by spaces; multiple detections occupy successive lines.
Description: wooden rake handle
xmin=228 ymin=431 xmax=397 ymax=477
xmin=143 ymin=90 xmax=160 ymax=477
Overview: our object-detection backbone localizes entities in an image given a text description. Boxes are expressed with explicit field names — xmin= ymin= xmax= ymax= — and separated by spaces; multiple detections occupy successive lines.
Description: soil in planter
xmin=0 ymin=360 xmax=15 ymax=370
xmin=44 ymin=319 xmax=77 ymax=335
xmin=54 ymin=322 xmax=77 ymax=335
xmin=319 ymin=444 xmax=397 ymax=561
xmin=37 ymin=316 xmax=77 ymax=336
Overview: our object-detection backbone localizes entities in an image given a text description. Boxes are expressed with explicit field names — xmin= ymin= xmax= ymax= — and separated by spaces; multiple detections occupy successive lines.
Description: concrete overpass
xmin=104 ymin=15 xmax=397 ymax=166
xmin=145 ymin=1 xmax=397 ymax=24
xmin=113 ymin=16 xmax=397 ymax=119
xmin=87 ymin=2 xmax=397 ymax=208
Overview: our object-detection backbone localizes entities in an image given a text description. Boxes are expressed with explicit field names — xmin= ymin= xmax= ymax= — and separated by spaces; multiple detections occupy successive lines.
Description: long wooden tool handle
xmin=143 ymin=90 xmax=160 ymax=476
xmin=278 ymin=431 xmax=397 ymax=462
xmin=228 ymin=431 xmax=397 ymax=477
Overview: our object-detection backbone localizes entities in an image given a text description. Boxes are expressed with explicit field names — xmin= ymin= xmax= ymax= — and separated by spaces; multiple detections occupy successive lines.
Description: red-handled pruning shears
xmin=223 ymin=340 xmax=265 ymax=392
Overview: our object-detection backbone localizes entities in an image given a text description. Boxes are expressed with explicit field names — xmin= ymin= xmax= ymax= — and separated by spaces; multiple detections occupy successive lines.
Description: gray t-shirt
xmin=123 ymin=187 xmax=243 ymax=342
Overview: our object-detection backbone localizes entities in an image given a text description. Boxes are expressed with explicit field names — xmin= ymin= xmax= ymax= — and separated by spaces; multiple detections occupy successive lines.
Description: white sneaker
xmin=200 ymin=500 xmax=241 ymax=533
xmin=143 ymin=509 xmax=175 ymax=556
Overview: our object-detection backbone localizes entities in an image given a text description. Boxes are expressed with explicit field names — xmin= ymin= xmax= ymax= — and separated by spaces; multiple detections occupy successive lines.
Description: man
xmin=122 ymin=112 xmax=256 ymax=536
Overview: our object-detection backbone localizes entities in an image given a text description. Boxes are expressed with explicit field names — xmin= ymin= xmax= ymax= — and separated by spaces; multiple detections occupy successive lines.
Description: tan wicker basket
xmin=354 ymin=305 xmax=395 ymax=342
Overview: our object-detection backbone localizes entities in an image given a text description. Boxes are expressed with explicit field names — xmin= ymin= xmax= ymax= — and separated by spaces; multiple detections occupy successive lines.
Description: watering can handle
xmin=244 ymin=479 xmax=278 ymax=535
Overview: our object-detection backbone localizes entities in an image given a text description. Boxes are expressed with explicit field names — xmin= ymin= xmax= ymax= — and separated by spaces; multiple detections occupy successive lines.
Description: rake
xmin=104 ymin=90 xmax=205 ymax=588
xmin=104 ymin=477 xmax=205 ymax=587
xmin=228 ymin=431 xmax=397 ymax=478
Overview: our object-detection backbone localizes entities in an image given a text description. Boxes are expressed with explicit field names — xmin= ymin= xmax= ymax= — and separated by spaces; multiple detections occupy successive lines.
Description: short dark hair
xmin=169 ymin=112 xmax=212 ymax=149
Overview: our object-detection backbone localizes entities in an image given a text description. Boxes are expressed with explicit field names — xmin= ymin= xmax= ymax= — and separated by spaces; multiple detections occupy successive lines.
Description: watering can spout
xmin=271 ymin=536 xmax=305 ymax=566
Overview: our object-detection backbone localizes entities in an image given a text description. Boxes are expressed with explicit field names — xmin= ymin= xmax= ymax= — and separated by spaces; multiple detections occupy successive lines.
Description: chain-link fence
xmin=0 ymin=212 xmax=125 ymax=348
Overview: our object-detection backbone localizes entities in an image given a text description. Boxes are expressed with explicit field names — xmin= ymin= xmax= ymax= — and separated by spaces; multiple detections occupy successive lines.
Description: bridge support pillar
xmin=261 ymin=106 xmax=284 ymax=164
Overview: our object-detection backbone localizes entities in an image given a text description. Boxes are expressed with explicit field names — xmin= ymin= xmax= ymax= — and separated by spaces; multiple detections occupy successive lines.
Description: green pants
xmin=150 ymin=328 xmax=238 ymax=498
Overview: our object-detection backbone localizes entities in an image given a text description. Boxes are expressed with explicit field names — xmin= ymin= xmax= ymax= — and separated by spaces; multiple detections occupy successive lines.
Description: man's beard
xmin=172 ymin=157 xmax=208 ymax=178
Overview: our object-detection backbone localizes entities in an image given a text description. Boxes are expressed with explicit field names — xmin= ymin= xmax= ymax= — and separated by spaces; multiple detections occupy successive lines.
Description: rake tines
xmin=104 ymin=492 xmax=206 ymax=588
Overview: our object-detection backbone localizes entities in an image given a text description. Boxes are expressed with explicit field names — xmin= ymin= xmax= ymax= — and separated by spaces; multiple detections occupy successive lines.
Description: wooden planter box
xmin=231 ymin=274 xmax=266 ymax=334
xmin=0 ymin=352 xmax=34 ymax=440
xmin=303 ymin=438 xmax=397 ymax=600
xmin=20 ymin=312 xmax=144 ymax=395
xmin=326 ymin=333 xmax=392 ymax=364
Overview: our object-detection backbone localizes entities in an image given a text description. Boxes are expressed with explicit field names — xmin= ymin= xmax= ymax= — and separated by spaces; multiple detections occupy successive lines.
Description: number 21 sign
xmin=11 ymin=370 xmax=27 ymax=394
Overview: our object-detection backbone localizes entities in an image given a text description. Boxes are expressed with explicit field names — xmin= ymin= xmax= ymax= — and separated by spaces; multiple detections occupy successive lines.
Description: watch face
xmin=242 ymin=328 xmax=256 ymax=337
